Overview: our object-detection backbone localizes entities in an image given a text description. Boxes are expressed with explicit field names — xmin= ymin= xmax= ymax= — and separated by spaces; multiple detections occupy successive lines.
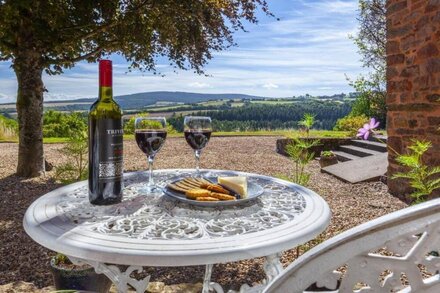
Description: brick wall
xmin=386 ymin=0 xmax=440 ymax=200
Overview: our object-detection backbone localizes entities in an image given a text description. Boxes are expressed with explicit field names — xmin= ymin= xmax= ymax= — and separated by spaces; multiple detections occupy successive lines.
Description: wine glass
xmin=184 ymin=116 xmax=212 ymax=177
xmin=135 ymin=116 xmax=167 ymax=193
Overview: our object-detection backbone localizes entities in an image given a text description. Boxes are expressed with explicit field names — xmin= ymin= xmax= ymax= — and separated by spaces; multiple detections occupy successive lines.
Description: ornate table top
xmin=23 ymin=169 xmax=330 ymax=266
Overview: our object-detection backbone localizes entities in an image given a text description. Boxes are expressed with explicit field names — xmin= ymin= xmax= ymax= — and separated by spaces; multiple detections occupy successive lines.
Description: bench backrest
xmin=264 ymin=198 xmax=440 ymax=293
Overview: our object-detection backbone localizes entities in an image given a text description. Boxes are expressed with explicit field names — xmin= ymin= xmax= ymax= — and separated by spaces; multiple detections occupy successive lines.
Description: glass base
xmin=139 ymin=184 xmax=162 ymax=195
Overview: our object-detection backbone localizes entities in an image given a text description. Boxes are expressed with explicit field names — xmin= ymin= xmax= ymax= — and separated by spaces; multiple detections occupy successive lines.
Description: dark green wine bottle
xmin=88 ymin=60 xmax=123 ymax=205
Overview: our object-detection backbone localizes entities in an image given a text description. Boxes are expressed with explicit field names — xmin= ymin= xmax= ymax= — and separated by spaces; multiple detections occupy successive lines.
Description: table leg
xmin=68 ymin=257 xmax=151 ymax=293
xmin=203 ymin=264 xmax=225 ymax=293
xmin=262 ymin=253 xmax=284 ymax=284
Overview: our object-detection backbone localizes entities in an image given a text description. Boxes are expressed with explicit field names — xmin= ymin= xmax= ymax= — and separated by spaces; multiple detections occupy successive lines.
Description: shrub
xmin=43 ymin=110 xmax=87 ymax=137
xmin=0 ymin=115 xmax=18 ymax=140
xmin=333 ymin=115 xmax=369 ymax=136
xmin=124 ymin=113 xmax=178 ymax=135
xmin=55 ymin=130 xmax=88 ymax=184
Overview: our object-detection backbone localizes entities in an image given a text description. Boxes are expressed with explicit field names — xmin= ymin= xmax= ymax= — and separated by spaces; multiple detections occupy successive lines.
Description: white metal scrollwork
xmin=55 ymin=171 xmax=306 ymax=241
xmin=263 ymin=198 xmax=440 ymax=293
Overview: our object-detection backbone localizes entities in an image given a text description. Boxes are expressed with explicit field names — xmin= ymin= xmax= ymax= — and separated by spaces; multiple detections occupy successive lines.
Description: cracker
xmin=206 ymin=184 xmax=230 ymax=195
xmin=185 ymin=188 xmax=211 ymax=199
xmin=196 ymin=196 xmax=219 ymax=201
xmin=176 ymin=181 xmax=199 ymax=190
xmin=210 ymin=192 xmax=236 ymax=201
xmin=168 ymin=183 xmax=189 ymax=193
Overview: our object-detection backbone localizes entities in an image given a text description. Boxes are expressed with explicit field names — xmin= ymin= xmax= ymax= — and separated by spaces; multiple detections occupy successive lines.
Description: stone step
xmin=322 ymin=153 xmax=388 ymax=183
xmin=332 ymin=150 xmax=360 ymax=162
xmin=338 ymin=145 xmax=383 ymax=157
xmin=350 ymin=139 xmax=387 ymax=152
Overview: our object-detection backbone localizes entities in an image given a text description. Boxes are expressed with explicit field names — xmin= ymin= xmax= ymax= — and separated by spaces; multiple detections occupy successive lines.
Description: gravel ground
xmin=0 ymin=137 xmax=407 ymax=291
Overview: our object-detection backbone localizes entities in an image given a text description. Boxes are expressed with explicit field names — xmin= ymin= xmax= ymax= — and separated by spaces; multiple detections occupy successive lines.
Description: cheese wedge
xmin=218 ymin=176 xmax=248 ymax=199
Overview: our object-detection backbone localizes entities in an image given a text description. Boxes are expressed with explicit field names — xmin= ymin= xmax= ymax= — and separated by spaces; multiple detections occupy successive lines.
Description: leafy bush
xmin=333 ymin=115 xmax=369 ymax=136
xmin=321 ymin=151 xmax=335 ymax=157
xmin=124 ymin=113 xmax=178 ymax=134
xmin=55 ymin=130 xmax=88 ymax=184
xmin=43 ymin=110 xmax=87 ymax=137
xmin=392 ymin=140 xmax=440 ymax=204
xmin=0 ymin=115 xmax=18 ymax=140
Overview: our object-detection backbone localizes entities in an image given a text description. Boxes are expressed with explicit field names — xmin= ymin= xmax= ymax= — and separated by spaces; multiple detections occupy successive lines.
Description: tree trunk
xmin=14 ymin=52 xmax=45 ymax=177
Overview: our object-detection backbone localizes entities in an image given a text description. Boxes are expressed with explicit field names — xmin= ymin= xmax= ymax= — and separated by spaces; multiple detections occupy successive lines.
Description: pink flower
xmin=357 ymin=118 xmax=380 ymax=140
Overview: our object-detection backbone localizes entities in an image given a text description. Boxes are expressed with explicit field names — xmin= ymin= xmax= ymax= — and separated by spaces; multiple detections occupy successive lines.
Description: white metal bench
xmin=264 ymin=198 xmax=440 ymax=293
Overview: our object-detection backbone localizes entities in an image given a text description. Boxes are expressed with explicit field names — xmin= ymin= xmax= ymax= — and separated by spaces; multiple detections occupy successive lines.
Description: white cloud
xmin=188 ymin=82 xmax=211 ymax=89
xmin=262 ymin=83 xmax=279 ymax=89
xmin=0 ymin=0 xmax=366 ymax=102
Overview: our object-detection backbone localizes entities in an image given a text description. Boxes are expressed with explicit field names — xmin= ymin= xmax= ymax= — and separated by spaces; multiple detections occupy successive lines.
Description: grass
xmin=0 ymin=130 xmax=352 ymax=144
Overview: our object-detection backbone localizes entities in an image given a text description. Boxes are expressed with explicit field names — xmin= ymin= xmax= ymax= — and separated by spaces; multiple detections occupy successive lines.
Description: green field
xmin=0 ymin=130 xmax=352 ymax=144
xmin=198 ymin=100 xmax=226 ymax=106
xmin=250 ymin=100 xmax=296 ymax=105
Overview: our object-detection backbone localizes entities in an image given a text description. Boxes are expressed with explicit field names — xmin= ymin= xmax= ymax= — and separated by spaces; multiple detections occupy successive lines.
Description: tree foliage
xmin=349 ymin=0 xmax=386 ymax=125
xmin=0 ymin=0 xmax=270 ymax=177
xmin=168 ymin=101 xmax=352 ymax=132
xmin=0 ymin=0 xmax=270 ymax=74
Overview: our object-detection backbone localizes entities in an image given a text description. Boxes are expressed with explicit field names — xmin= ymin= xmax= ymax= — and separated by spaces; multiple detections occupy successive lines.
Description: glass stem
xmin=147 ymin=155 xmax=154 ymax=187
xmin=195 ymin=149 xmax=201 ymax=175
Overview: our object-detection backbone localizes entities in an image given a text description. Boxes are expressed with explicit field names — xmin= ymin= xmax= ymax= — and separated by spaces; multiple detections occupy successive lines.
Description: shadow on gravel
xmin=0 ymin=174 xmax=62 ymax=288
xmin=0 ymin=174 xmax=266 ymax=290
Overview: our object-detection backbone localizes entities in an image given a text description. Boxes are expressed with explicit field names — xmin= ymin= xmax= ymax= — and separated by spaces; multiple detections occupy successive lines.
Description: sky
xmin=0 ymin=0 xmax=366 ymax=104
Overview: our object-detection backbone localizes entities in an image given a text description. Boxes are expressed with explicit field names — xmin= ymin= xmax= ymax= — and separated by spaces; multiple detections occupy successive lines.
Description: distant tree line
xmin=168 ymin=101 xmax=352 ymax=132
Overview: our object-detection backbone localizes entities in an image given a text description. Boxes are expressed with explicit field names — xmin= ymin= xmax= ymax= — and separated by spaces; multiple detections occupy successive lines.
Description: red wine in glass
xmin=183 ymin=116 xmax=212 ymax=176
xmin=135 ymin=130 xmax=167 ymax=156
xmin=134 ymin=117 xmax=167 ymax=193
xmin=184 ymin=130 xmax=212 ymax=150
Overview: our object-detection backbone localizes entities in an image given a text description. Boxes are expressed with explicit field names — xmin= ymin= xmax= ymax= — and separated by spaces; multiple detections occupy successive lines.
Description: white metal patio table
xmin=23 ymin=169 xmax=331 ymax=293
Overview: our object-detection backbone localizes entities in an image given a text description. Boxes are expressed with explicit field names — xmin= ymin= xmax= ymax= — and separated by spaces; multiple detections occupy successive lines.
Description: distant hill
xmin=0 ymin=91 xmax=358 ymax=115
xmin=0 ymin=91 xmax=266 ymax=112
xmin=54 ymin=91 xmax=264 ymax=105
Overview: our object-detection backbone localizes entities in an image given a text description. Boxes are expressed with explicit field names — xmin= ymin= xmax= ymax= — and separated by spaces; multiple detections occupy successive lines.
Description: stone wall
xmin=386 ymin=0 xmax=440 ymax=199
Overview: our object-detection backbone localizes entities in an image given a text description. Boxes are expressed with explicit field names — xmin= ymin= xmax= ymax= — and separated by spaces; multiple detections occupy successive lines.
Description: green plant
xmin=43 ymin=111 xmax=87 ymax=138
xmin=55 ymin=130 xmax=88 ymax=184
xmin=392 ymin=140 xmax=440 ymax=204
xmin=53 ymin=253 xmax=72 ymax=266
xmin=1 ymin=1 xmax=269 ymax=177
xmin=333 ymin=115 xmax=369 ymax=136
xmin=0 ymin=115 xmax=18 ymax=140
xmin=280 ymin=138 xmax=320 ymax=186
xmin=124 ymin=113 xmax=178 ymax=134
xmin=298 ymin=113 xmax=315 ymax=137
xmin=321 ymin=151 xmax=334 ymax=157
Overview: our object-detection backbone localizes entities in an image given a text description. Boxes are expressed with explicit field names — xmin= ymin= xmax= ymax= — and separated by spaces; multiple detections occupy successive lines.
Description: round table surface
xmin=23 ymin=169 xmax=331 ymax=267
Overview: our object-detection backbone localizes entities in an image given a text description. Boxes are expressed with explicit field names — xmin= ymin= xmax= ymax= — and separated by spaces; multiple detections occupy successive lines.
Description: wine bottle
xmin=88 ymin=60 xmax=123 ymax=205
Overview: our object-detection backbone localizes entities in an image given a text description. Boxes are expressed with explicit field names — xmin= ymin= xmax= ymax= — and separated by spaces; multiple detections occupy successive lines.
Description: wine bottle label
xmin=97 ymin=119 xmax=123 ymax=181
